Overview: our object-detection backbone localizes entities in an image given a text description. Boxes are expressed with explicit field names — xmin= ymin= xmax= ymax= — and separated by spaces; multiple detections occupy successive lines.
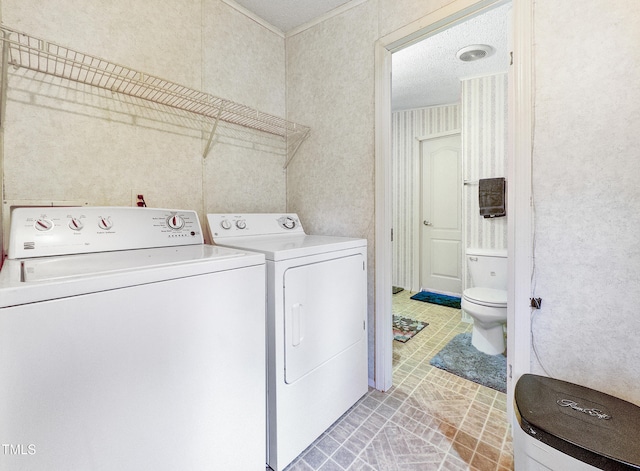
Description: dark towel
xmin=478 ymin=177 xmax=506 ymax=218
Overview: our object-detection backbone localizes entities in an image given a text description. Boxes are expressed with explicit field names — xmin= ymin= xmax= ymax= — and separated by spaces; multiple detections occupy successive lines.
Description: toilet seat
xmin=463 ymin=287 xmax=507 ymax=308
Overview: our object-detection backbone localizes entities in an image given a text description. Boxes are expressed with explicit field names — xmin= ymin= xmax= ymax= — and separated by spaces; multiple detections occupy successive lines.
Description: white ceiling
xmin=392 ymin=3 xmax=511 ymax=111
xmin=231 ymin=0 xmax=354 ymax=34
xmin=230 ymin=0 xmax=510 ymax=111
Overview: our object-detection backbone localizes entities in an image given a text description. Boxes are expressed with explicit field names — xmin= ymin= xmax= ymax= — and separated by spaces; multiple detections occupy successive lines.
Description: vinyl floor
xmin=280 ymin=289 xmax=514 ymax=471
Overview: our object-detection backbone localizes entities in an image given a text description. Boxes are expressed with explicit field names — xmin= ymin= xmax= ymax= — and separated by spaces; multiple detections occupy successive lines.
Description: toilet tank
xmin=466 ymin=248 xmax=507 ymax=290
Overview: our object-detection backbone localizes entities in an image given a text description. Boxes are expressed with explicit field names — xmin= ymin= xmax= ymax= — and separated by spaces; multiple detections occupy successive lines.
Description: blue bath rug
xmin=410 ymin=291 xmax=461 ymax=309
xmin=430 ymin=333 xmax=507 ymax=393
xmin=392 ymin=315 xmax=428 ymax=343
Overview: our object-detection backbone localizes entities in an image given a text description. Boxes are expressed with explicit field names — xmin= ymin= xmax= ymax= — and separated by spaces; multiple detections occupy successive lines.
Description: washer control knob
xmin=235 ymin=219 xmax=247 ymax=230
xmin=34 ymin=218 xmax=54 ymax=231
xmin=98 ymin=217 xmax=113 ymax=231
xmin=69 ymin=218 xmax=84 ymax=231
xmin=220 ymin=219 xmax=232 ymax=230
xmin=167 ymin=215 xmax=185 ymax=230
xmin=280 ymin=216 xmax=297 ymax=230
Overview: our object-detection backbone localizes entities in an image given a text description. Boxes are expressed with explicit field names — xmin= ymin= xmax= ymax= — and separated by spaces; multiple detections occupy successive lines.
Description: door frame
xmin=374 ymin=0 xmax=532 ymax=423
xmin=416 ymin=131 xmax=462 ymax=295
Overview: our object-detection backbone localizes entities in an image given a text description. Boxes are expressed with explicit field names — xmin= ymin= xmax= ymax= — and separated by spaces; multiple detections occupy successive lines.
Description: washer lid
xmin=515 ymin=374 xmax=640 ymax=469
xmin=0 ymin=245 xmax=264 ymax=308
xmin=213 ymin=234 xmax=366 ymax=261
xmin=463 ymin=287 xmax=507 ymax=306
xmin=21 ymin=244 xmax=246 ymax=282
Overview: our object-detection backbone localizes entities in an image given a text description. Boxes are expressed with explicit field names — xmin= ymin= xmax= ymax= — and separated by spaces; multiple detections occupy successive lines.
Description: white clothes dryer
xmin=0 ymin=207 xmax=266 ymax=471
xmin=207 ymin=213 xmax=368 ymax=471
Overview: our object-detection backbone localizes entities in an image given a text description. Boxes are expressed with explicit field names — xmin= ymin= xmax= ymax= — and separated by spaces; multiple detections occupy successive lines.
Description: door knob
xmin=423 ymin=220 xmax=432 ymax=226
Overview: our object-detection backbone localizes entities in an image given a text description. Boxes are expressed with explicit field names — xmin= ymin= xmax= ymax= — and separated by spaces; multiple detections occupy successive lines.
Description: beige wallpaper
xmin=285 ymin=0 xmax=379 ymax=379
xmin=1 ymin=0 xmax=287 ymax=246
xmin=531 ymin=0 xmax=640 ymax=404
xmin=201 ymin=0 xmax=287 ymax=215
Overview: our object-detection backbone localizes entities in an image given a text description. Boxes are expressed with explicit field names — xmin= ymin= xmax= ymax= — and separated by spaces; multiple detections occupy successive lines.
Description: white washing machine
xmin=0 ymin=207 xmax=266 ymax=471
xmin=207 ymin=213 xmax=368 ymax=471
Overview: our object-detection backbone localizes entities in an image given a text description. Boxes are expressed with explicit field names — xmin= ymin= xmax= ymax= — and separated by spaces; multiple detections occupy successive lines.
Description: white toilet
xmin=461 ymin=248 xmax=507 ymax=355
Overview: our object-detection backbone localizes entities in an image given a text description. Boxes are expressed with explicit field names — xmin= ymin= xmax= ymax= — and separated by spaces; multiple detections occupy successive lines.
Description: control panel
xmin=8 ymin=207 xmax=204 ymax=259
xmin=207 ymin=213 xmax=305 ymax=239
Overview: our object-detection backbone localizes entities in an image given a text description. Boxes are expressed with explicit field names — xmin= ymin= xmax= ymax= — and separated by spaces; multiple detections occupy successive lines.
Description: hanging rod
xmin=0 ymin=25 xmax=310 ymax=149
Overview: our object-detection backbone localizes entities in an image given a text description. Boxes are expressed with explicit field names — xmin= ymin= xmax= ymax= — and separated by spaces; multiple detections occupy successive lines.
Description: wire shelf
xmin=0 ymin=26 xmax=310 ymax=146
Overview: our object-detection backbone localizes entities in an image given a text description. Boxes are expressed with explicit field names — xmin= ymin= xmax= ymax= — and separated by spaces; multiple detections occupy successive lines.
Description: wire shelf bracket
xmin=202 ymin=105 xmax=224 ymax=160
xmin=0 ymin=25 xmax=310 ymax=163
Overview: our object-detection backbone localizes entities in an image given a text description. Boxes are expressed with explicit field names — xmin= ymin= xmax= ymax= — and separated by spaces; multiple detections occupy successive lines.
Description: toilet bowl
xmin=462 ymin=287 xmax=507 ymax=355
xmin=462 ymin=249 xmax=507 ymax=355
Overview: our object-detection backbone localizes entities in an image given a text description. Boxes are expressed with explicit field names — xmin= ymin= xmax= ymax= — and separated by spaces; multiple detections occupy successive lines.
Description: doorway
xmin=375 ymin=0 xmax=533 ymax=425
xmin=419 ymin=132 xmax=462 ymax=295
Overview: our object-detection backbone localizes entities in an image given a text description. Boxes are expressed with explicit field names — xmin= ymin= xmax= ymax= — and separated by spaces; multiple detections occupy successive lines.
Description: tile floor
xmin=280 ymin=290 xmax=513 ymax=471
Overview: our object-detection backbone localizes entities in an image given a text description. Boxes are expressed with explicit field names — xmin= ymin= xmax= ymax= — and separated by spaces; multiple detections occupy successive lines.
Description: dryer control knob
xmin=34 ymin=218 xmax=54 ymax=231
xmin=281 ymin=216 xmax=296 ymax=230
xmin=69 ymin=218 xmax=84 ymax=231
xmin=220 ymin=219 xmax=232 ymax=230
xmin=167 ymin=215 xmax=185 ymax=230
xmin=98 ymin=217 xmax=113 ymax=231
xmin=236 ymin=219 xmax=247 ymax=230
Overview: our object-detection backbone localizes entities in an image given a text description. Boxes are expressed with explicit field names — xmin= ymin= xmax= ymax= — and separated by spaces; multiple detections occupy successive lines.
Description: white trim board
xmin=506 ymin=0 xmax=534 ymax=426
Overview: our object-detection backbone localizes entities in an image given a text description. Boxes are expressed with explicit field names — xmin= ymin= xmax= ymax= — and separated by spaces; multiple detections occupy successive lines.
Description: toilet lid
xmin=464 ymin=287 xmax=507 ymax=307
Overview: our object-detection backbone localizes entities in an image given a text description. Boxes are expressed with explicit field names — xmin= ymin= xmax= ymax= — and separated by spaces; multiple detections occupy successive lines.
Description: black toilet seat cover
xmin=515 ymin=374 xmax=640 ymax=470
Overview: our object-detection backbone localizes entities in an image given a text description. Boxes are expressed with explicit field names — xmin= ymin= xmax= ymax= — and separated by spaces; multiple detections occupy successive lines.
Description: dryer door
xmin=283 ymin=254 xmax=366 ymax=384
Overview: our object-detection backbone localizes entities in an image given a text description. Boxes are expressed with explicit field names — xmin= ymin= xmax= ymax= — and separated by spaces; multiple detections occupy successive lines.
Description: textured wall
xmin=201 ymin=1 xmax=287 ymax=214
xmin=1 ymin=0 xmax=286 ymax=244
xmin=391 ymin=105 xmax=461 ymax=291
xmin=532 ymin=0 xmax=640 ymax=404
xmin=285 ymin=0 xmax=379 ymax=379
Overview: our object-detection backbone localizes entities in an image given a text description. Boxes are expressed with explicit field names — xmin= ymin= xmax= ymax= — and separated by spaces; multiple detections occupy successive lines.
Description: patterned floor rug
xmin=410 ymin=290 xmax=461 ymax=309
xmin=392 ymin=315 xmax=428 ymax=343
xmin=430 ymin=333 xmax=507 ymax=393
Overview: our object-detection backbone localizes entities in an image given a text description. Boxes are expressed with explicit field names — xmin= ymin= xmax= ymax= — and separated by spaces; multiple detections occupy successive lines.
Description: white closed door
xmin=420 ymin=133 xmax=462 ymax=295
